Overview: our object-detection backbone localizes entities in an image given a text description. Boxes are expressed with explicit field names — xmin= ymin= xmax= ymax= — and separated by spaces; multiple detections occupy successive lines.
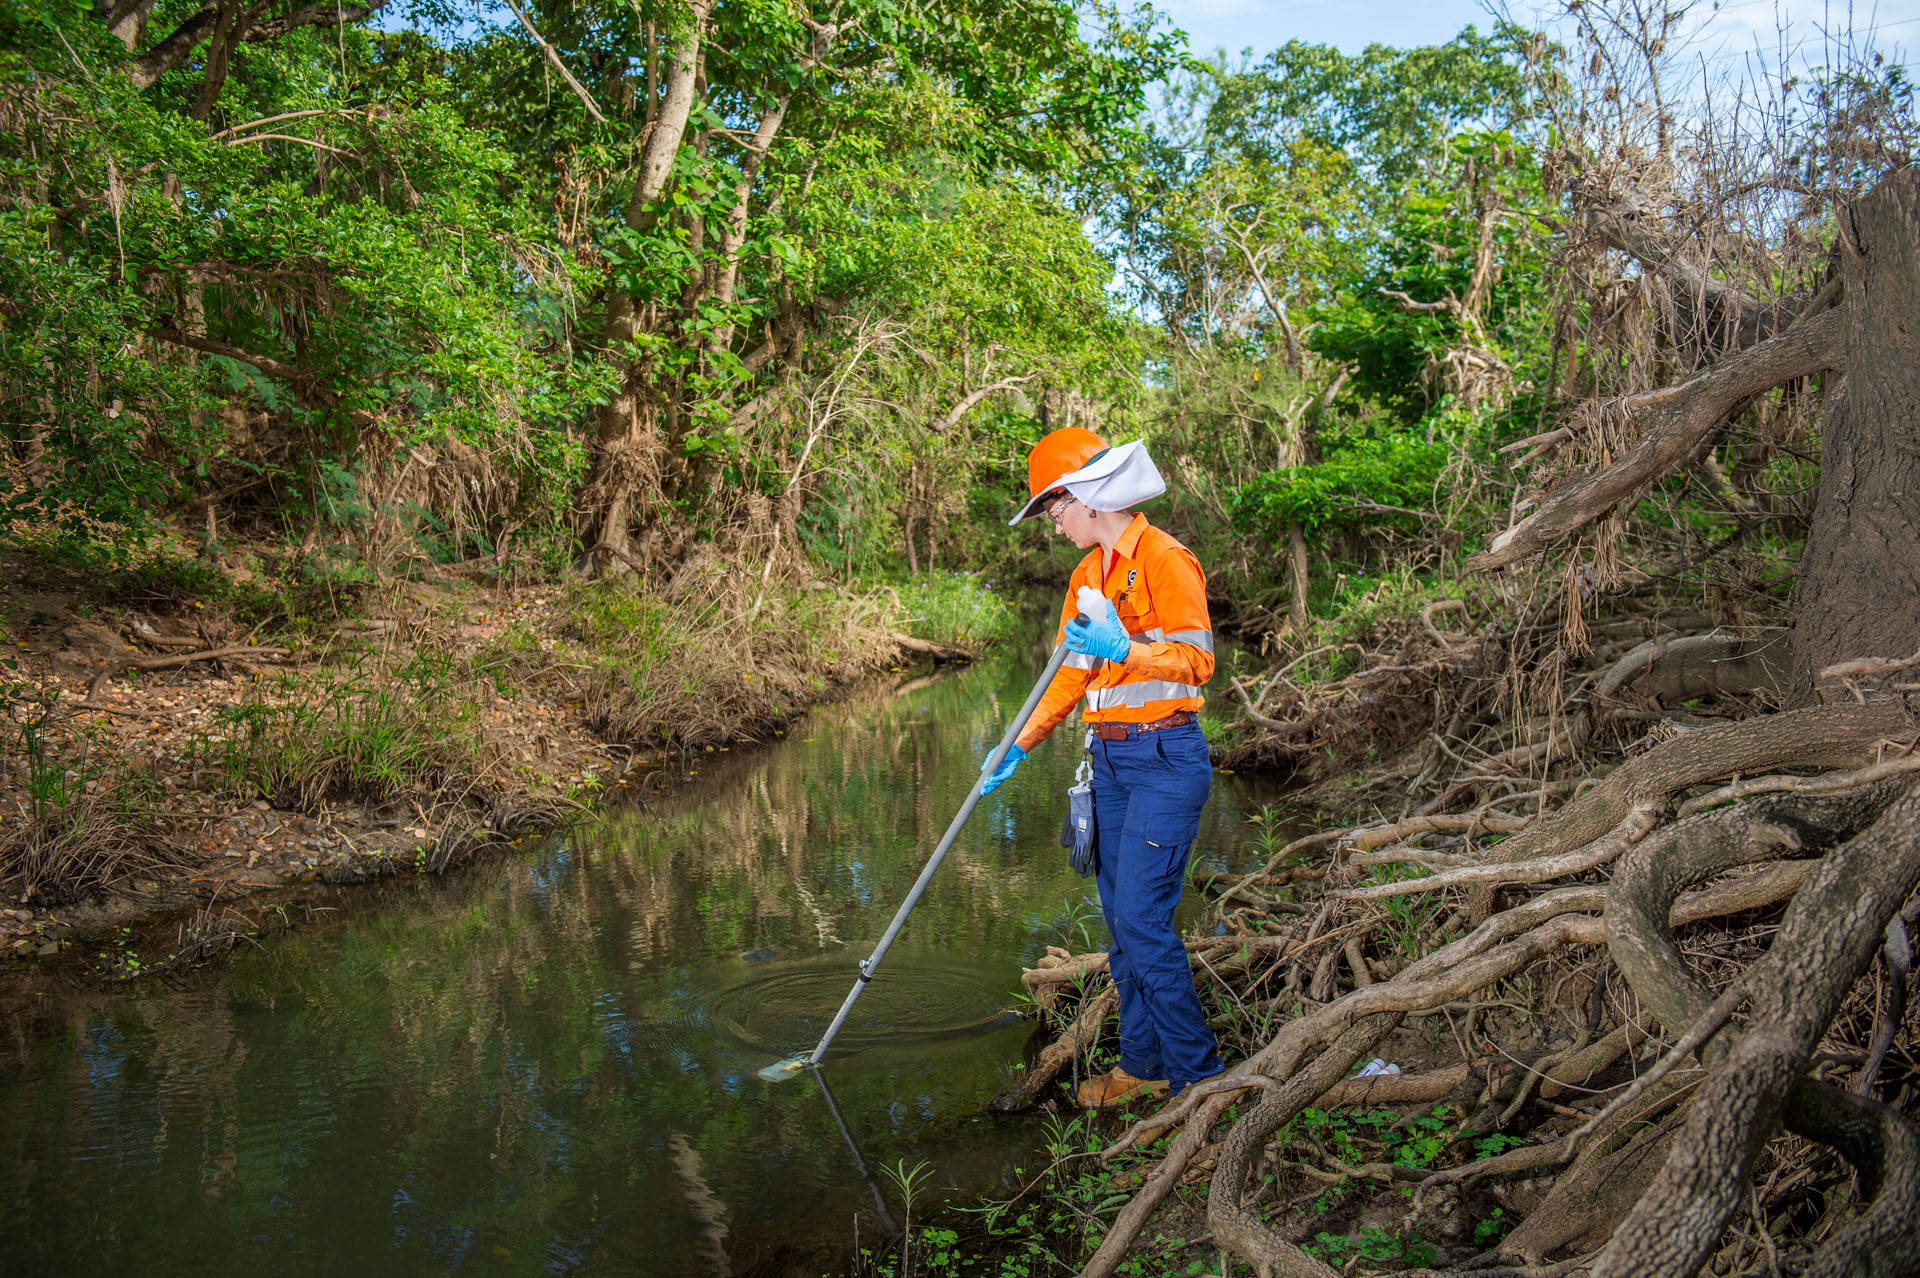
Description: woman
xmin=981 ymin=426 xmax=1225 ymax=1107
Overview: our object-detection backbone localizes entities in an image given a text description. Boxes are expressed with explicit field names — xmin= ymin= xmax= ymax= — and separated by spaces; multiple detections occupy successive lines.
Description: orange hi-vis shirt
xmin=1015 ymin=513 xmax=1215 ymax=753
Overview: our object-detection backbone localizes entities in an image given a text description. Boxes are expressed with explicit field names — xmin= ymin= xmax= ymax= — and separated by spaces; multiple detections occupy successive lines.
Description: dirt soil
xmin=0 ymin=551 xmax=893 ymax=974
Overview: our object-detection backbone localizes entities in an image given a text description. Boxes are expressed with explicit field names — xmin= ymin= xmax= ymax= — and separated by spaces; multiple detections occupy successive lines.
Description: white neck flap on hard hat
xmin=1059 ymin=440 xmax=1166 ymax=512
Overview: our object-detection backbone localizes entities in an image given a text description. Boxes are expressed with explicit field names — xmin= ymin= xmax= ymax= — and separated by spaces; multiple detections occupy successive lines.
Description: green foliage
xmin=1232 ymin=429 xmax=1450 ymax=540
xmin=1123 ymin=38 xmax=1555 ymax=643
xmin=1207 ymin=29 xmax=1540 ymax=192
xmin=1293 ymin=1105 xmax=1455 ymax=1172
xmin=878 ymin=571 xmax=1019 ymax=649
xmin=538 ymin=575 xmax=926 ymax=746
xmin=1474 ymin=1133 xmax=1526 ymax=1159
xmin=0 ymin=0 xmax=606 ymax=554
xmin=1352 ymin=861 xmax=1445 ymax=956
xmin=1308 ymin=132 xmax=1555 ymax=421
xmin=1041 ymin=892 xmax=1106 ymax=956
xmin=1 ymin=0 xmax=1176 ymax=585
xmin=7 ymin=526 xmax=312 ymax=624
xmin=423 ymin=0 xmax=1172 ymax=563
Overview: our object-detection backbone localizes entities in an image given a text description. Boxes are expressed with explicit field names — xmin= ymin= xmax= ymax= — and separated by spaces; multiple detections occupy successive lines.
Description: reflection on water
xmin=0 ymin=631 xmax=1285 ymax=1276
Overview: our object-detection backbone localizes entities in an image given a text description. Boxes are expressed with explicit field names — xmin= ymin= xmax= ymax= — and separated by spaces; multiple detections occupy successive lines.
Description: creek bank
xmin=0 ymin=552 xmax=980 ymax=975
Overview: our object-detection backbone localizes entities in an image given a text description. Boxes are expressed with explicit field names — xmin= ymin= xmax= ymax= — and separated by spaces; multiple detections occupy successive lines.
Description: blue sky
xmin=1148 ymin=0 xmax=1919 ymax=74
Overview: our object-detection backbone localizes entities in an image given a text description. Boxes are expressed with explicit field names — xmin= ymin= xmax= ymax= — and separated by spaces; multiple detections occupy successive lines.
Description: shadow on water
xmin=0 ymin=622 xmax=1294 ymax=1276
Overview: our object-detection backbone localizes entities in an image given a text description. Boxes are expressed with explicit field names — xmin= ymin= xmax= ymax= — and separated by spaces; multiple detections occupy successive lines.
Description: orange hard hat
xmin=1012 ymin=427 xmax=1108 ymax=523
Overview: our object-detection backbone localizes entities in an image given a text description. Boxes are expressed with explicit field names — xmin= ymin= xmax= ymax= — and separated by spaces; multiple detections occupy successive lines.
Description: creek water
xmin=0 ymin=625 xmax=1285 ymax=1277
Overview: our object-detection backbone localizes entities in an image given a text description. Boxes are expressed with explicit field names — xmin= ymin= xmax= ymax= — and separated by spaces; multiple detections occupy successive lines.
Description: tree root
xmin=1206 ymin=1014 xmax=1402 ymax=1278
xmin=1496 ymin=1080 xmax=1693 ymax=1264
xmin=1676 ymin=746 xmax=1920 ymax=817
xmin=1787 ymin=1080 xmax=1920 ymax=1278
xmin=1855 ymin=905 xmax=1914 ymax=1096
xmin=990 ymin=986 xmax=1116 ymax=1113
xmin=1020 ymin=947 xmax=1110 ymax=1009
xmin=1336 ymin=802 xmax=1662 ymax=901
xmin=1594 ymin=778 xmax=1920 ymax=1277
xmin=1484 ymin=700 xmax=1908 ymax=870
xmin=1066 ymin=675 xmax=1919 ymax=1275
xmin=1605 ymin=781 xmax=1910 ymax=1050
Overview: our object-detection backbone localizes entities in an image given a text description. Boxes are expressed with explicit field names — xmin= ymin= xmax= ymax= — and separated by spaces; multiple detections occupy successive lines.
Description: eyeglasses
xmin=1043 ymin=491 xmax=1076 ymax=525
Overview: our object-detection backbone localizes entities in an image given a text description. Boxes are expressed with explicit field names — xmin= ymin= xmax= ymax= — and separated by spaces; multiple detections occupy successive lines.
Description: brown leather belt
xmin=1089 ymin=710 xmax=1195 ymax=741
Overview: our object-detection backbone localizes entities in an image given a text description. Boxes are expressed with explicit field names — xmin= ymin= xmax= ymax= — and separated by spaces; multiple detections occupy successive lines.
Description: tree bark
xmin=1594 ymin=779 xmax=1920 ymax=1277
xmin=1286 ymin=522 xmax=1309 ymax=636
xmin=101 ymin=0 xmax=151 ymax=49
xmin=703 ymin=18 xmax=840 ymax=353
xmin=1788 ymin=169 xmax=1920 ymax=703
xmin=583 ymin=0 xmax=714 ymax=574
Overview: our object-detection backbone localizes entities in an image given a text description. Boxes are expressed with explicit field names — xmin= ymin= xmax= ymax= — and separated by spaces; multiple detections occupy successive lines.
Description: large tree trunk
xmin=1789 ymin=169 xmax=1920 ymax=702
xmin=582 ymin=0 xmax=713 ymax=574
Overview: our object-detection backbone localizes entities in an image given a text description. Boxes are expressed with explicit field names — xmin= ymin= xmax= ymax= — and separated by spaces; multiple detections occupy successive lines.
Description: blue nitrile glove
xmin=1064 ymin=593 xmax=1133 ymax=664
xmin=979 ymin=743 xmax=1026 ymax=794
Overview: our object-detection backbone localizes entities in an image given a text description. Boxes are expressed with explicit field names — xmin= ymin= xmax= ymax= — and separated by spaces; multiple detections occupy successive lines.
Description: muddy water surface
xmin=0 ymin=631 xmax=1283 ymax=1276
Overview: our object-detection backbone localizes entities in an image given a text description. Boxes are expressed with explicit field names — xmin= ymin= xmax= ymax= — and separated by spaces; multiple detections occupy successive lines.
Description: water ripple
xmin=695 ymin=953 xmax=1020 ymax=1057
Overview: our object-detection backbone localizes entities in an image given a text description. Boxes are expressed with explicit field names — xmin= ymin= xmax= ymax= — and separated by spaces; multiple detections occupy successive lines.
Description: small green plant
xmin=215 ymin=658 xmax=489 ymax=809
xmin=3 ymin=687 xmax=188 ymax=906
xmin=1393 ymin=1108 xmax=1451 ymax=1168
xmin=1365 ymin=862 xmax=1445 ymax=956
xmin=1243 ymin=803 xmax=1307 ymax=866
xmin=1045 ymin=894 xmax=1106 ymax=954
xmin=1290 ymin=1105 xmax=1463 ymax=1176
xmin=17 ymin=698 xmax=87 ymax=812
xmin=1304 ymin=1224 xmax=1437 ymax=1267
xmin=881 ymin=1159 xmax=936 ymax=1278
xmin=1474 ymin=1132 xmax=1526 ymax=1159
xmin=98 ymin=926 xmax=153 ymax=979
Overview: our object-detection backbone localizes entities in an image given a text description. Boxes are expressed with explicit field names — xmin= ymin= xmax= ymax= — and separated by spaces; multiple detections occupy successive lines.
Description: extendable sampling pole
xmin=801 ymin=634 xmax=1078 ymax=1070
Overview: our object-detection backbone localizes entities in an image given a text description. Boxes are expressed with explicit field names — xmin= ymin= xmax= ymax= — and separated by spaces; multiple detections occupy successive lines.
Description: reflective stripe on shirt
xmin=1093 ymin=678 xmax=1204 ymax=709
xmin=1163 ymin=628 xmax=1213 ymax=652
xmin=1132 ymin=626 xmax=1210 ymax=650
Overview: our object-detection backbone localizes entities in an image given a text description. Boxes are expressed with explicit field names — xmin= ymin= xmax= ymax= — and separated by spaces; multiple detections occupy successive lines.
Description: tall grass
xmin=549 ymin=576 xmax=905 ymax=746
xmin=877 ymin=570 xmax=1021 ymax=648
xmin=215 ymin=653 xmax=492 ymax=810
xmin=1 ymin=690 xmax=193 ymax=904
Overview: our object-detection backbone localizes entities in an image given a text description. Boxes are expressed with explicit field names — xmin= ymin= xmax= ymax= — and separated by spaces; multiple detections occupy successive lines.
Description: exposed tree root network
xmin=1011 ymin=647 xmax=1920 ymax=1277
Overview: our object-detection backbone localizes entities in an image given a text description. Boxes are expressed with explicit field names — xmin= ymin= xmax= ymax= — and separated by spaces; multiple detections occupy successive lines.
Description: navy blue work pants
xmin=1089 ymin=721 xmax=1224 ymax=1090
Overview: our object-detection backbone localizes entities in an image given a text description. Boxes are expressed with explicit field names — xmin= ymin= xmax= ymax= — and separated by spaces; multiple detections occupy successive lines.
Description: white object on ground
xmin=1354 ymin=1058 xmax=1401 ymax=1077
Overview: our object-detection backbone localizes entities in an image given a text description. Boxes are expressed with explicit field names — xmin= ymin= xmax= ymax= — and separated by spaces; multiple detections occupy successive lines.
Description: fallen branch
xmin=886 ymin=632 xmax=973 ymax=663
xmin=1469 ymin=306 xmax=1845 ymax=571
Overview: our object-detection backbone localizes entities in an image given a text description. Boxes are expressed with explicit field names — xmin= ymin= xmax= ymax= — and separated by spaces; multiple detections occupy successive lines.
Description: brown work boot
xmin=1075 ymin=1067 xmax=1170 ymax=1110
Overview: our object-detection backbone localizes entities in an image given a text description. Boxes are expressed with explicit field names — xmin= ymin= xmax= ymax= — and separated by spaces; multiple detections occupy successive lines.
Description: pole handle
xmin=806 ymin=635 xmax=1077 ymax=1068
